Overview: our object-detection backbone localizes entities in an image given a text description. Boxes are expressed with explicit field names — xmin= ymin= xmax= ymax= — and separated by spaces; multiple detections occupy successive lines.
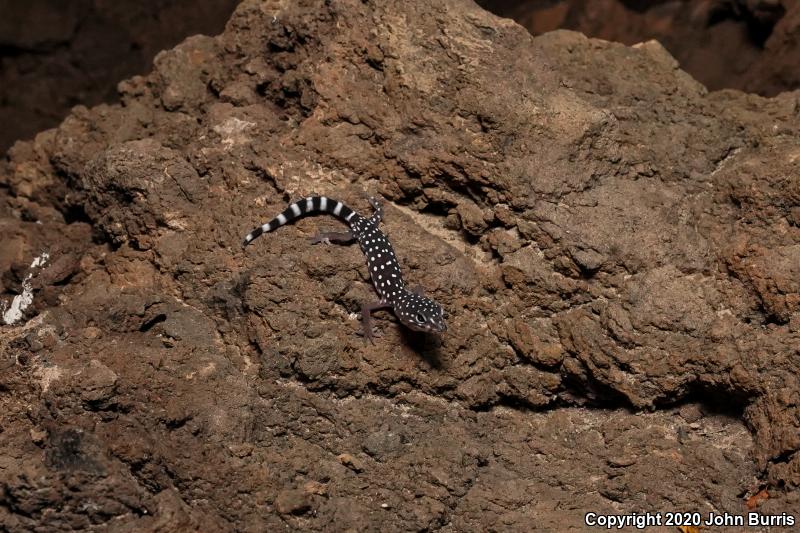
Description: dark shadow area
xmin=656 ymin=382 xmax=751 ymax=421
xmin=0 ymin=0 xmax=241 ymax=154
xmin=398 ymin=326 xmax=446 ymax=369
xmin=477 ymin=0 xmax=799 ymax=96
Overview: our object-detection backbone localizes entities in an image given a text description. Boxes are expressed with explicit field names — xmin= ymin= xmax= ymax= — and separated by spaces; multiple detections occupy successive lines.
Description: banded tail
xmin=242 ymin=196 xmax=356 ymax=246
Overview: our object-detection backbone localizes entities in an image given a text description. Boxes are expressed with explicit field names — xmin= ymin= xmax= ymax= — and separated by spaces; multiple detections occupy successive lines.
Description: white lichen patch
xmin=34 ymin=362 xmax=63 ymax=393
xmin=1 ymin=252 xmax=49 ymax=326
xmin=212 ymin=117 xmax=256 ymax=149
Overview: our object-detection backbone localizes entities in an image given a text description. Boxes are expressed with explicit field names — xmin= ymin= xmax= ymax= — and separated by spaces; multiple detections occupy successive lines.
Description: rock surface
xmin=1 ymin=0 xmax=799 ymax=530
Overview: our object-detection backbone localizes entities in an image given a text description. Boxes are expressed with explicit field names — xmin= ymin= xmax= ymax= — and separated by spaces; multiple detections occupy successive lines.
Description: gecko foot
xmin=359 ymin=300 xmax=391 ymax=344
xmin=356 ymin=326 xmax=383 ymax=345
xmin=311 ymin=230 xmax=355 ymax=245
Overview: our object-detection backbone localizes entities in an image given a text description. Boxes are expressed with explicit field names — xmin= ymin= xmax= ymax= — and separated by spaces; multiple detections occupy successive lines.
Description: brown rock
xmin=0 ymin=0 xmax=799 ymax=530
xmin=274 ymin=489 xmax=312 ymax=515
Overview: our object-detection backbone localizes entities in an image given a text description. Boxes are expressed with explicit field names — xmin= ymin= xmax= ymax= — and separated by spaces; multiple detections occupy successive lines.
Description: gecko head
xmin=395 ymin=292 xmax=447 ymax=334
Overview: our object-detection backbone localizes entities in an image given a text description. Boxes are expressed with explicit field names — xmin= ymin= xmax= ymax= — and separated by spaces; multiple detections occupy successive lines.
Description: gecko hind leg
xmin=311 ymin=230 xmax=355 ymax=245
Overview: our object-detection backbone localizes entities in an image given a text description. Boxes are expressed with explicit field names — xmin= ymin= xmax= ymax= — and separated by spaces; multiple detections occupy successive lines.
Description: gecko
xmin=242 ymin=195 xmax=447 ymax=342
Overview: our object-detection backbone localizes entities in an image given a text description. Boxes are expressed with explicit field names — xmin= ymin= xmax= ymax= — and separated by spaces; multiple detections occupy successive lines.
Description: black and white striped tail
xmin=242 ymin=196 xmax=356 ymax=246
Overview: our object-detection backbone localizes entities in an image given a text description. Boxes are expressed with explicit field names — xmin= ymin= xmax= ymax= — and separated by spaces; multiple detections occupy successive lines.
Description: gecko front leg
xmin=409 ymin=284 xmax=424 ymax=296
xmin=360 ymin=300 xmax=392 ymax=344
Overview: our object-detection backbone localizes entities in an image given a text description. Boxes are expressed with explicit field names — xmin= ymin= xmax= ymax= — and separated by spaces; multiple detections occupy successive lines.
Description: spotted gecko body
xmin=242 ymin=196 xmax=447 ymax=341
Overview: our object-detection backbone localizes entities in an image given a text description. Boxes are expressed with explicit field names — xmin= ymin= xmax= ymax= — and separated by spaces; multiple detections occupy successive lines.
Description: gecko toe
xmin=310 ymin=234 xmax=331 ymax=245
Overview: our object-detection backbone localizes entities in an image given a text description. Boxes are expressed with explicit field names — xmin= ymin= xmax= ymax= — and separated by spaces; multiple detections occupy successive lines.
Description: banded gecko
xmin=242 ymin=196 xmax=447 ymax=342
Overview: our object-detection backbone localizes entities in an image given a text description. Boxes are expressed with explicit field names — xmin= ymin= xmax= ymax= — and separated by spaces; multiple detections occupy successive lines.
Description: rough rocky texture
xmin=5 ymin=1 xmax=798 ymax=156
xmin=1 ymin=0 xmax=799 ymax=530
xmin=480 ymin=0 xmax=800 ymax=97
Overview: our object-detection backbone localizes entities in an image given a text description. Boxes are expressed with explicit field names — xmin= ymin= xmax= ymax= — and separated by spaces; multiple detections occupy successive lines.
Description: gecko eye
xmin=415 ymin=312 xmax=426 ymax=323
